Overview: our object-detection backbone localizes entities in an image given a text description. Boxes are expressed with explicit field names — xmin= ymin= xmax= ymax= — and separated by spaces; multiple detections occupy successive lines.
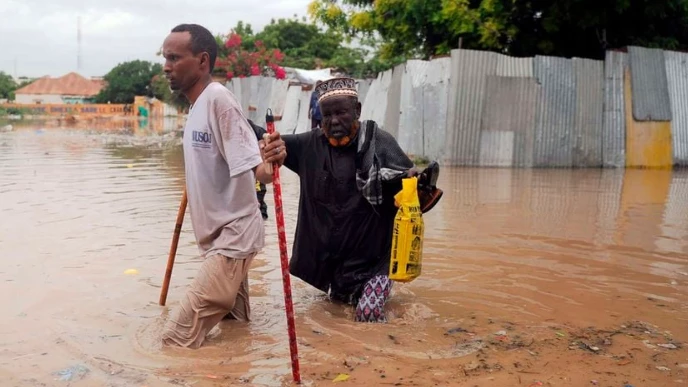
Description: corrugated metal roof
xmin=628 ymin=46 xmax=672 ymax=122
xmin=496 ymin=56 xmax=533 ymax=78
xmin=383 ymin=63 xmax=405 ymax=137
xmin=603 ymin=51 xmax=627 ymax=168
xmin=444 ymin=49 xmax=499 ymax=166
xmin=533 ymin=56 xmax=576 ymax=167
xmin=664 ymin=50 xmax=688 ymax=166
xmin=573 ymin=58 xmax=604 ymax=167
xmin=480 ymin=75 xmax=540 ymax=167
xmin=423 ymin=57 xmax=452 ymax=161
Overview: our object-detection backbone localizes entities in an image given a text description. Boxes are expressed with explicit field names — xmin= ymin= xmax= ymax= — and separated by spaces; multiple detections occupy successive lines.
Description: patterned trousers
xmin=354 ymin=275 xmax=393 ymax=323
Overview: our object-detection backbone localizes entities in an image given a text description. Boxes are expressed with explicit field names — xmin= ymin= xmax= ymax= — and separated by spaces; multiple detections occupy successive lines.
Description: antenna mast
xmin=77 ymin=16 xmax=82 ymax=71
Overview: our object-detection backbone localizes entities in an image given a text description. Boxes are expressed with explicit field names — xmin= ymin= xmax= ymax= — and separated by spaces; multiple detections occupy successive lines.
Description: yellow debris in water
xmin=126 ymin=164 xmax=134 ymax=168
xmin=333 ymin=373 xmax=350 ymax=382
xmin=124 ymin=269 xmax=139 ymax=275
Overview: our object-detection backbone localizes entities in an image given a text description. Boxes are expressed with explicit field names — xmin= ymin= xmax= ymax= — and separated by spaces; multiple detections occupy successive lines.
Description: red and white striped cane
xmin=264 ymin=108 xmax=301 ymax=384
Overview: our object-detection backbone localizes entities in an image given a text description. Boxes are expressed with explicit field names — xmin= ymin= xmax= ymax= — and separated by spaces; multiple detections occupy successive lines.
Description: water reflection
xmin=1 ymin=127 xmax=688 ymax=386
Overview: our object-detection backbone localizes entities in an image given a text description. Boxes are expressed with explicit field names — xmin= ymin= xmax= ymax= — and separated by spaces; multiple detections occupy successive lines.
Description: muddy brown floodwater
xmin=1 ymin=125 xmax=688 ymax=387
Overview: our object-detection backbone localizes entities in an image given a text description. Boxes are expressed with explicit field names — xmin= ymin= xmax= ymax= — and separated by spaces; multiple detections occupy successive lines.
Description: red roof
xmin=15 ymin=72 xmax=104 ymax=96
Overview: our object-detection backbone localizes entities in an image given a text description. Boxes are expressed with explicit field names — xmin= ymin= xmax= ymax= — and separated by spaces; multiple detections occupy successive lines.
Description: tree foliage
xmin=0 ymin=72 xmax=17 ymax=100
xmin=308 ymin=0 xmax=688 ymax=61
xmin=218 ymin=17 xmax=386 ymax=78
xmin=96 ymin=60 xmax=162 ymax=104
xmin=150 ymin=72 xmax=189 ymax=110
xmin=215 ymin=33 xmax=287 ymax=80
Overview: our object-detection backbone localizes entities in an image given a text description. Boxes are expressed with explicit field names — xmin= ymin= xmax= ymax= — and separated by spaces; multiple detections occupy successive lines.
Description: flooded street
xmin=1 ymin=125 xmax=688 ymax=387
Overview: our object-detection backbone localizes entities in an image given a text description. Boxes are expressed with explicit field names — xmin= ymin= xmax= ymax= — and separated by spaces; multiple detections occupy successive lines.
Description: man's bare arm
xmin=254 ymin=132 xmax=286 ymax=185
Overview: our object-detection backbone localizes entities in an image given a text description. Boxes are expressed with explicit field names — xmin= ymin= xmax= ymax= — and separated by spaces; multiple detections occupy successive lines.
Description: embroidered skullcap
xmin=316 ymin=77 xmax=358 ymax=103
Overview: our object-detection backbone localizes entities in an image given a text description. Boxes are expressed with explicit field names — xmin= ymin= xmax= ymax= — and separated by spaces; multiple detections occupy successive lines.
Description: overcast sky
xmin=0 ymin=0 xmax=312 ymax=78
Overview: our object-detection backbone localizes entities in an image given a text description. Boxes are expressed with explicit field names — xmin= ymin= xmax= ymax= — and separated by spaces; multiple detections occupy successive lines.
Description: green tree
xmin=96 ymin=60 xmax=162 ymax=103
xmin=0 ymin=72 xmax=17 ymax=100
xmin=308 ymin=0 xmax=688 ymax=61
xmin=506 ymin=0 xmax=688 ymax=59
xmin=308 ymin=0 xmax=510 ymax=60
xmin=150 ymin=72 xmax=189 ymax=111
xmin=219 ymin=17 xmax=378 ymax=77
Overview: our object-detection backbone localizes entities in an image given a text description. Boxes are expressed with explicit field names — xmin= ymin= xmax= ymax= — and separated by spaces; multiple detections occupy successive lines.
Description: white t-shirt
xmin=182 ymin=82 xmax=265 ymax=259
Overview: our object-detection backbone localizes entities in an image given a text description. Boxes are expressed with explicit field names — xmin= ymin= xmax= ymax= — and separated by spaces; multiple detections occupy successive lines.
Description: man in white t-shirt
xmin=159 ymin=23 xmax=286 ymax=349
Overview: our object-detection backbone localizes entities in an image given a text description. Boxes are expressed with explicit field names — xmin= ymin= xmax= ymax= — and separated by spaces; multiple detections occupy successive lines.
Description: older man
xmin=258 ymin=77 xmax=442 ymax=322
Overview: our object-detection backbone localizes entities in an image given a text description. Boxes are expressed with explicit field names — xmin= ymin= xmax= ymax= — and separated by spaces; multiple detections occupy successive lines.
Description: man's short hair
xmin=171 ymin=24 xmax=218 ymax=73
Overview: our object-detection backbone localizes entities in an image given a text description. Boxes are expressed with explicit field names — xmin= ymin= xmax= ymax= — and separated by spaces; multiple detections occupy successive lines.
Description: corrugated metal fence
xmin=226 ymin=45 xmax=688 ymax=168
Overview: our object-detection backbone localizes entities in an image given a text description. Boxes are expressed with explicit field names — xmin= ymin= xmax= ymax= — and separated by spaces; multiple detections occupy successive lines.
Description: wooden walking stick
xmin=264 ymin=108 xmax=301 ymax=383
xmin=159 ymin=188 xmax=188 ymax=306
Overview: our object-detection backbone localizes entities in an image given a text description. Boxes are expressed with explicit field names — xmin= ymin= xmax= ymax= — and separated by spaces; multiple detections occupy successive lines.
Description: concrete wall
xmin=15 ymin=94 xmax=68 ymax=104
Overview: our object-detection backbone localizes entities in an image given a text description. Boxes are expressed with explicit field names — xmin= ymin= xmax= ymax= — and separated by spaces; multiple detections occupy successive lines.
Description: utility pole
xmin=77 ymin=16 xmax=82 ymax=72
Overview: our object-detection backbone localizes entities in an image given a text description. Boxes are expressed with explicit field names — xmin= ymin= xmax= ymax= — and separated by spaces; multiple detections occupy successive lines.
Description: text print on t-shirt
xmin=191 ymin=128 xmax=212 ymax=149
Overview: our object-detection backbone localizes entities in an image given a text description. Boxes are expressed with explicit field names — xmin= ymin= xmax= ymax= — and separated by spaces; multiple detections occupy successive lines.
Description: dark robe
xmin=254 ymin=125 xmax=413 ymax=303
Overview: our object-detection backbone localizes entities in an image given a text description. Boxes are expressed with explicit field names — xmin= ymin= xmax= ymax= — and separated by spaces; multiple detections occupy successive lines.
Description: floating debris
xmin=333 ymin=373 xmax=350 ymax=382
xmin=53 ymin=364 xmax=89 ymax=382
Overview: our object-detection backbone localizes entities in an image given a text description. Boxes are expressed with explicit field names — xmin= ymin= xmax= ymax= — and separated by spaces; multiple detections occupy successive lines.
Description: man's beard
xmin=322 ymin=120 xmax=360 ymax=147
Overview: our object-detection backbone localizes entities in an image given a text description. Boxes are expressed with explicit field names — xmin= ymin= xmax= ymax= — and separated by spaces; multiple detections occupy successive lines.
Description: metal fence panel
xmin=240 ymin=77 xmax=251 ymax=115
xmin=444 ymin=49 xmax=499 ymax=166
xmin=573 ymin=58 xmax=604 ymax=167
xmin=664 ymin=51 xmax=688 ymax=166
xmin=603 ymin=51 xmax=627 ymax=168
xmin=423 ymin=57 xmax=452 ymax=161
xmin=269 ymin=79 xmax=289 ymax=119
xmin=479 ymin=131 xmax=515 ymax=167
xmin=480 ymin=76 xmax=540 ymax=168
xmin=360 ymin=75 xmax=380 ymax=121
xmin=533 ymin=56 xmax=576 ymax=167
xmin=231 ymin=78 xmax=243 ymax=114
xmin=361 ymin=70 xmax=392 ymax=128
xmin=496 ymin=55 xmax=533 ymax=77
xmin=254 ymin=77 xmax=274 ymax=127
xmin=628 ymin=46 xmax=672 ymax=122
xmin=295 ymin=89 xmax=312 ymax=134
xmin=398 ymin=60 xmax=429 ymax=156
xmin=384 ymin=63 xmax=405 ymax=138
xmin=481 ymin=76 xmax=540 ymax=167
xmin=276 ymin=85 xmax=301 ymax=134
xmin=248 ymin=76 xmax=260 ymax=121
xmin=624 ymin=67 xmax=673 ymax=168
xmin=356 ymin=79 xmax=373 ymax=105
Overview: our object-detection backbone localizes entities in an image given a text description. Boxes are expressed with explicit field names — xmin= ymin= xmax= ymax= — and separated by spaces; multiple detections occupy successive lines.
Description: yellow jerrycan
xmin=389 ymin=176 xmax=424 ymax=282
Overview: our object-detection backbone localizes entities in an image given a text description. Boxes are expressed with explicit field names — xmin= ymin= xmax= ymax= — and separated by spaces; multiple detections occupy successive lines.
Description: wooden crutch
xmin=159 ymin=188 xmax=188 ymax=306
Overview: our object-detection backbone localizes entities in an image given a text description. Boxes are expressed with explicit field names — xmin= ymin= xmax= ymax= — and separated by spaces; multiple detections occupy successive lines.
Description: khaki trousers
xmin=161 ymin=253 xmax=254 ymax=349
